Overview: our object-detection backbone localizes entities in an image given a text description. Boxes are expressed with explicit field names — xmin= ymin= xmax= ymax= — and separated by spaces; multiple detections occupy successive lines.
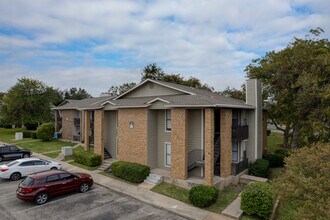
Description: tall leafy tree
xmin=141 ymin=63 xmax=165 ymax=81
xmin=245 ymin=28 xmax=330 ymax=147
xmin=1 ymin=77 xmax=59 ymax=126
xmin=64 ymin=87 xmax=91 ymax=100
xmin=108 ymin=82 xmax=137 ymax=96
xmin=141 ymin=63 xmax=213 ymax=91
xmin=219 ymin=84 xmax=246 ymax=101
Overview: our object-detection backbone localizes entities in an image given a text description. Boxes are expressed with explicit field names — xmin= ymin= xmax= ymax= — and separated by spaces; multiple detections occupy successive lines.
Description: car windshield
xmin=7 ymin=161 xmax=19 ymax=167
xmin=21 ymin=177 xmax=35 ymax=186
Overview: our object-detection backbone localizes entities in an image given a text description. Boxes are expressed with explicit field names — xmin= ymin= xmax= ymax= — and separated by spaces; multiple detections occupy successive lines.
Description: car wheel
xmin=10 ymin=172 xmax=21 ymax=181
xmin=23 ymin=154 xmax=30 ymax=158
xmin=50 ymin=167 xmax=57 ymax=170
xmin=79 ymin=182 xmax=90 ymax=193
xmin=35 ymin=192 xmax=48 ymax=205
xmin=0 ymin=156 xmax=3 ymax=162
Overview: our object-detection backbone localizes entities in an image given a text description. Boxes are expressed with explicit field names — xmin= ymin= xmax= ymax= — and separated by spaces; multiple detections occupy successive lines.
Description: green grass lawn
xmin=100 ymin=172 xmax=140 ymax=186
xmin=0 ymin=128 xmax=27 ymax=143
xmin=151 ymin=182 xmax=246 ymax=213
xmin=69 ymin=161 xmax=99 ymax=171
xmin=267 ymin=131 xmax=284 ymax=152
xmin=17 ymin=139 xmax=75 ymax=153
xmin=42 ymin=151 xmax=61 ymax=158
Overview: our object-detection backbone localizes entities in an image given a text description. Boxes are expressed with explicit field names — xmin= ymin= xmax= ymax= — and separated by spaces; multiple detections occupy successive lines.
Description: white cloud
xmin=0 ymin=0 xmax=329 ymax=95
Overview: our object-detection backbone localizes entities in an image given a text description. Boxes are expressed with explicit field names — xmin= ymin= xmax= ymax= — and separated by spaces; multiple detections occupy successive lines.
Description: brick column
xmin=171 ymin=108 xmax=188 ymax=180
xmin=94 ymin=110 xmax=104 ymax=160
xmin=84 ymin=111 xmax=90 ymax=151
xmin=204 ymin=108 xmax=214 ymax=185
xmin=220 ymin=109 xmax=232 ymax=177
xmin=54 ymin=111 xmax=58 ymax=132
xmin=79 ymin=111 xmax=83 ymax=142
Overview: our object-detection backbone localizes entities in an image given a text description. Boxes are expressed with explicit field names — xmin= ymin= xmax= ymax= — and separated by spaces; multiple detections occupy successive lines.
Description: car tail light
xmin=0 ymin=167 xmax=8 ymax=172
xmin=21 ymin=187 xmax=34 ymax=193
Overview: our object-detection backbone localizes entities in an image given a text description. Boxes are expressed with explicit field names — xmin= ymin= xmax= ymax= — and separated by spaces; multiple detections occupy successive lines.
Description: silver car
xmin=0 ymin=158 xmax=62 ymax=181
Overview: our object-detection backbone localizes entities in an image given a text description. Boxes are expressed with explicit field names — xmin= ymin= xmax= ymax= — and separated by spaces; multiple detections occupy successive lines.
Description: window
xmin=33 ymin=160 xmax=46 ymax=165
xmin=0 ymin=146 xmax=9 ymax=152
xmin=165 ymin=143 xmax=171 ymax=167
xmin=10 ymin=146 xmax=19 ymax=151
xmin=165 ymin=109 xmax=171 ymax=131
xmin=19 ymin=161 xmax=34 ymax=166
xmin=60 ymin=173 xmax=74 ymax=180
xmin=232 ymin=141 xmax=238 ymax=162
xmin=46 ymin=175 xmax=60 ymax=183
xmin=21 ymin=177 xmax=35 ymax=186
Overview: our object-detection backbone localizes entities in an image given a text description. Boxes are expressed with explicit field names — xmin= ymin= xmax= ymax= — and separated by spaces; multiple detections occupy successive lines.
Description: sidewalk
xmin=33 ymin=152 xmax=231 ymax=220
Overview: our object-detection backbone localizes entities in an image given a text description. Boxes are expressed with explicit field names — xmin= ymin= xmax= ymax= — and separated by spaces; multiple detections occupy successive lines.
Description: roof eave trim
xmin=114 ymin=79 xmax=195 ymax=100
xmin=100 ymin=100 xmax=117 ymax=106
xmin=146 ymin=97 xmax=170 ymax=104
xmin=78 ymin=107 xmax=104 ymax=110
xmin=108 ymin=105 xmax=150 ymax=109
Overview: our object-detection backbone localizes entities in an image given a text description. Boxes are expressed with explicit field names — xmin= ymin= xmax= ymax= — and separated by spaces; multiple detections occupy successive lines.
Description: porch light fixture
xmin=129 ymin=121 xmax=134 ymax=129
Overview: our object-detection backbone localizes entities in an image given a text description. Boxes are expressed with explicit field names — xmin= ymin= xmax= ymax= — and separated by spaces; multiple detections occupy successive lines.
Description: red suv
xmin=16 ymin=169 xmax=93 ymax=205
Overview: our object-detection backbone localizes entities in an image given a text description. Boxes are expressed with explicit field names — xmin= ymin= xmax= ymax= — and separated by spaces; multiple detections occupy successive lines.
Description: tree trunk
xmin=283 ymin=126 xmax=290 ymax=148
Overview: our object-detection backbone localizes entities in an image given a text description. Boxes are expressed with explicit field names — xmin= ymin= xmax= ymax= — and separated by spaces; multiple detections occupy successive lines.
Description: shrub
xmin=263 ymin=153 xmax=283 ymax=167
xmin=31 ymin=131 xmax=37 ymax=139
xmin=23 ymin=131 xmax=32 ymax=138
xmin=249 ymin=159 xmax=269 ymax=177
xmin=275 ymin=142 xmax=330 ymax=219
xmin=110 ymin=161 xmax=150 ymax=183
xmin=73 ymin=150 xmax=101 ymax=167
xmin=267 ymin=129 xmax=271 ymax=136
xmin=241 ymin=182 xmax=275 ymax=219
xmin=36 ymin=123 xmax=54 ymax=141
xmin=188 ymin=185 xmax=219 ymax=207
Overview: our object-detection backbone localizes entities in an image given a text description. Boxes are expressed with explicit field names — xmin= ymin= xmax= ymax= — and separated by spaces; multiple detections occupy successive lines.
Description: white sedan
xmin=0 ymin=158 xmax=62 ymax=181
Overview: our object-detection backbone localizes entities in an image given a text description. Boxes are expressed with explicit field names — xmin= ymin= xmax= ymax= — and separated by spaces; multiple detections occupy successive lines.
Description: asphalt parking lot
xmin=0 ymin=161 xmax=187 ymax=220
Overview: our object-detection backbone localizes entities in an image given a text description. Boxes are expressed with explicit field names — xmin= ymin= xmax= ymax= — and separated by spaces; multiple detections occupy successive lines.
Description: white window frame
xmin=165 ymin=109 xmax=171 ymax=132
xmin=116 ymin=111 xmax=118 ymax=129
xmin=164 ymin=142 xmax=171 ymax=167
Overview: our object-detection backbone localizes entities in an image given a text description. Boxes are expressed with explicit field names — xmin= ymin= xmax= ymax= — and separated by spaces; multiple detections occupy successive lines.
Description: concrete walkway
xmin=32 ymin=152 xmax=232 ymax=220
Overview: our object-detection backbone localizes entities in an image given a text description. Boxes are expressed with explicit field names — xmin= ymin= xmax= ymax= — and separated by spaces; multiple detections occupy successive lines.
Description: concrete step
xmin=144 ymin=174 xmax=163 ymax=185
xmin=240 ymin=174 xmax=268 ymax=184
xmin=222 ymin=196 xmax=243 ymax=220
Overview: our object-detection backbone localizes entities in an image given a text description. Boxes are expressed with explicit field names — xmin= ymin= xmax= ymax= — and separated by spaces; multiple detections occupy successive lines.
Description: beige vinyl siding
xmin=149 ymin=100 xmax=167 ymax=109
xmin=157 ymin=110 xmax=171 ymax=170
xmin=147 ymin=110 xmax=158 ymax=169
xmin=104 ymin=111 xmax=118 ymax=159
xmin=124 ymin=82 xmax=184 ymax=98
xmin=187 ymin=109 xmax=203 ymax=177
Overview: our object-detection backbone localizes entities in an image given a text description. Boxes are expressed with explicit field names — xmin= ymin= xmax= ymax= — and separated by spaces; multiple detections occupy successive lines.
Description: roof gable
xmin=114 ymin=79 xmax=194 ymax=100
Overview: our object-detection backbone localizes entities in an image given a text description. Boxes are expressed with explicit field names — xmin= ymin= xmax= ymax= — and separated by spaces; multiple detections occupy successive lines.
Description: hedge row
xmin=263 ymin=149 xmax=289 ymax=167
xmin=110 ymin=161 xmax=150 ymax=183
xmin=188 ymin=185 xmax=219 ymax=207
xmin=241 ymin=182 xmax=275 ymax=219
xmin=249 ymin=159 xmax=269 ymax=178
xmin=73 ymin=150 xmax=102 ymax=167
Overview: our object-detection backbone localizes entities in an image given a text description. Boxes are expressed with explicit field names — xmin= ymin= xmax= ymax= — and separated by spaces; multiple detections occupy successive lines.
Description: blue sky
xmin=0 ymin=0 xmax=329 ymax=96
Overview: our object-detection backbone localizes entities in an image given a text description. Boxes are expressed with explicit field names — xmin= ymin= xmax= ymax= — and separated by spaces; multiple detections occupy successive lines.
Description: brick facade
xmin=118 ymin=108 xmax=148 ymax=165
xmin=204 ymin=108 xmax=214 ymax=185
xmin=61 ymin=110 xmax=74 ymax=140
xmin=94 ymin=110 xmax=104 ymax=160
xmin=54 ymin=111 xmax=59 ymax=132
xmin=84 ymin=111 xmax=90 ymax=151
xmin=220 ymin=109 xmax=232 ymax=178
xmin=171 ymin=108 xmax=188 ymax=180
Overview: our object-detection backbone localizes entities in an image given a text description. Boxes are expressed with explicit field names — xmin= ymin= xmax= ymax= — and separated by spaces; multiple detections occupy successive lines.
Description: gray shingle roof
xmin=52 ymin=79 xmax=254 ymax=110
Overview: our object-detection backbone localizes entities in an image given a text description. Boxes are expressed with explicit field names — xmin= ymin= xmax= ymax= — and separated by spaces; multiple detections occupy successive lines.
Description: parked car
xmin=0 ymin=158 xmax=62 ymax=181
xmin=16 ymin=170 xmax=93 ymax=205
xmin=0 ymin=145 xmax=31 ymax=162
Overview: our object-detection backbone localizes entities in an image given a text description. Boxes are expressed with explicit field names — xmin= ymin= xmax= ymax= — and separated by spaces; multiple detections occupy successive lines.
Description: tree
xmin=245 ymin=28 xmax=330 ymax=148
xmin=219 ymin=84 xmax=246 ymax=101
xmin=0 ymin=77 xmax=59 ymax=126
xmin=275 ymin=142 xmax=330 ymax=219
xmin=64 ymin=87 xmax=91 ymax=100
xmin=141 ymin=63 xmax=213 ymax=91
xmin=108 ymin=82 xmax=137 ymax=96
xmin=141 ymin=63 xmax=165 ymax=81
